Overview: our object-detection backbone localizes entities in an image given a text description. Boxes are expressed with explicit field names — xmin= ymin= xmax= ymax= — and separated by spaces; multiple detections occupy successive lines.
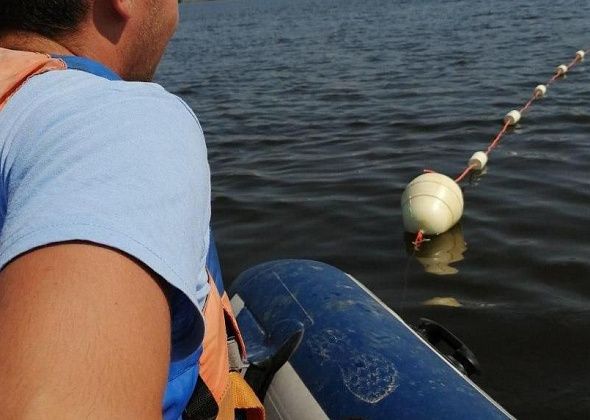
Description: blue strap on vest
xmin=55 ymin=55 xmax=222 ymax=420
xmin=206 ymin=229 xmax=225 ymax=295
xmin=53 ymin=55 xmax=121 ymax=81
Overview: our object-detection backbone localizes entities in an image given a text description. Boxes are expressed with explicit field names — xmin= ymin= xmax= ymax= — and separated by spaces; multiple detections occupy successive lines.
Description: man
xmin=0 ymin=1 xmax=251 ymax=418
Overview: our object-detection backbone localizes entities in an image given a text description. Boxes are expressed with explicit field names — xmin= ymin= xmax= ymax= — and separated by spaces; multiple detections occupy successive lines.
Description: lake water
xmin=157 ymin=0 xmax=590 ymax=417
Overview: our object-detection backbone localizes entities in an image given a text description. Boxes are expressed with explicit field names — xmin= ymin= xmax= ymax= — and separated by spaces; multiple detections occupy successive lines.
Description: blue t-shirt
xmin=0 ymin=68 xmax=211 ymax=418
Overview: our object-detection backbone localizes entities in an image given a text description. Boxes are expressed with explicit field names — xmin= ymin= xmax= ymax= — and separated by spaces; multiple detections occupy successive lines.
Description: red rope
xmin=485 ymin=120 xmax=511 ymax=155
xmin=519 ymin=96 xmax=536 ymax=113
xmin=435 ymin=51 xmax=587 ymax=185
xmin=454 ymin=163 xmax=477 ymax=183
xmin=567 ymin=56 xmax=580 ymax=69
xmin=412 ymin=230 xmax=425 ymax=250
xmin=547 ymin=72 xmax=560 ymax=86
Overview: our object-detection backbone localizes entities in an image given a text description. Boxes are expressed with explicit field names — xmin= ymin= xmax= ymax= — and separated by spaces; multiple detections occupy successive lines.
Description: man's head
xmin=0 ymin=0 xmax=179 ymax=81
xmin=0 ymin=0 xmax=90 ymax=39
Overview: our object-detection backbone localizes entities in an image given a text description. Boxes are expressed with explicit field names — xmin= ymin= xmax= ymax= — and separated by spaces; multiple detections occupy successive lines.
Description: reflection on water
xmin=422 ymin=296 xmax=462 ymax=307
xmin=406 ymin=224 xmax=466 ymax=275
xmin=465 ymin=167 xmax=487 ymax=187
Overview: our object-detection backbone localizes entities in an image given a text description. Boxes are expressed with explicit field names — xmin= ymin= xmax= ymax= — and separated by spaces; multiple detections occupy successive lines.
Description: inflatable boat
xmin=229 ymin=260 xmax=512 ymax=419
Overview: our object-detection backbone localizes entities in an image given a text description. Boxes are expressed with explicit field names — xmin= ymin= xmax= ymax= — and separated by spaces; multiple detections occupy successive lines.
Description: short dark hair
xmin=0 ymin=0 xmax=90 ymax=38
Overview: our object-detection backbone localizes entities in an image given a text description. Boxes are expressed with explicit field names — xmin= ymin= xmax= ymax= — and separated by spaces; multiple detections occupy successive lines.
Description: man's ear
xmin=110 ymin=0 xmax=133 ymax=20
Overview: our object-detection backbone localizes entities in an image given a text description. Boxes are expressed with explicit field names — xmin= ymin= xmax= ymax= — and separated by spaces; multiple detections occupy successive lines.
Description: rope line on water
xmin=454 ymin=163 xmax=477 ymax=183
xmin=447 ymin=49 xmax=588 ymax=184
xmin=485 ymin=120 xmax=511 ymax=155
xmin=408 ymin=49 xmax=588 ymax=252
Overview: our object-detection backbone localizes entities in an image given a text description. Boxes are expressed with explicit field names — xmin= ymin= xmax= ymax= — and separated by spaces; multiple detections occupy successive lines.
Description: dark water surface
xmin=157 ymin=0 xmax=590 ymax=417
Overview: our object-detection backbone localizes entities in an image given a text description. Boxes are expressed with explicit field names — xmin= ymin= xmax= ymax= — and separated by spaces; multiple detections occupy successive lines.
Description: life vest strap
xmin=228 ymin=372 xmax=264 ymax=420
xmin=221 ymin=292 xmax=246 ymax=358
xmin=228 ymin=338 xmax=249 ymax=374
xmin=0 ymin=48 xmax=66 ymax=111
xmin=186 ymin=274 xmax=264 ymax=420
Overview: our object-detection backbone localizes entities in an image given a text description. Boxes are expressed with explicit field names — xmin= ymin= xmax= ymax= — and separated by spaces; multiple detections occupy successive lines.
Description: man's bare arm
xmin=0 ymin=242 xmax=171 ymax=419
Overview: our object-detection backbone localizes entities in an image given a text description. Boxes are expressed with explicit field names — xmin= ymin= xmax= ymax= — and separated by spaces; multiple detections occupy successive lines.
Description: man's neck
xmin=0 ymin=32 xmax=76 ymax=56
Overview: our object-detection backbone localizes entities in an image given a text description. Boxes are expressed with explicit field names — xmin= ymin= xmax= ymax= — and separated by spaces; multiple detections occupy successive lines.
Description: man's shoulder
xmin=1 ymin=68 xmax=203 ymax=154
xmin=9 ymin=68 xmax=196 ymax=124
xmin=0 ymin=67 xmax=207 ymax=183
xmin=40 ymin=68 xmax=173 ymax=99
xmin=0 ymin=67 xmax=211 ymax=313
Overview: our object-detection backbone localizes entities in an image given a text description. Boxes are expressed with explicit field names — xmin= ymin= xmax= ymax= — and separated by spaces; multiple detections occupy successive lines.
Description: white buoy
xmin=504 ymin=110 xmax=521 ymax=126
xmin=556 ymin=64 xmax=568 ymax=76
xmin=576 ymin=50 xmax=585 ymax=61
xmin=534 ymin=84 xmax=547 ymax=98
xmin=468 ymin=151 xmax=488 ymax=170
xmin=401 ymin=173 xmax=464 ymax=235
